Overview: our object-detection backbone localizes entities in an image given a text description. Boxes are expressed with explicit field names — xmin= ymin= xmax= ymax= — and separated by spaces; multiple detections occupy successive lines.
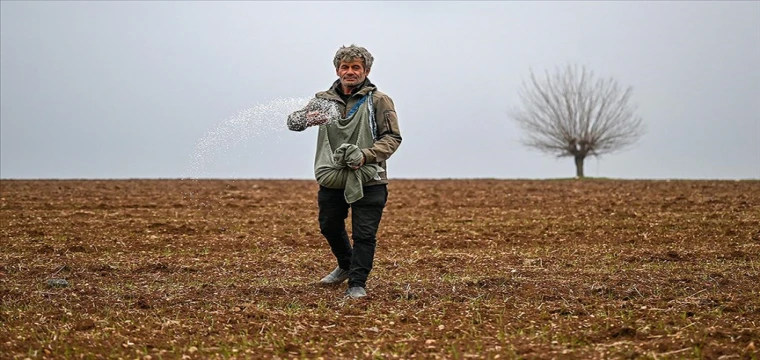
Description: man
xmin=286 ymin=44 xmax=402 ymax=299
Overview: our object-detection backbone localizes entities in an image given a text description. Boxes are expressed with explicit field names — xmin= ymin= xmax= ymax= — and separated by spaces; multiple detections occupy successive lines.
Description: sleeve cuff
xmin=361 ymin=149 xmax=375 ymax=164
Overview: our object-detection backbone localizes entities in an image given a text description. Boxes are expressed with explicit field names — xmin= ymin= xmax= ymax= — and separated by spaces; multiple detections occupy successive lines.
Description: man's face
xmin=336 ymin=58 xmax=370 ymax=90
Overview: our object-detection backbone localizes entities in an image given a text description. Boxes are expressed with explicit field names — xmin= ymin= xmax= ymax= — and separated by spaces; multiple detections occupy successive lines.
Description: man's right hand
xmin=305 ymin=111 xmax=330 ymax=127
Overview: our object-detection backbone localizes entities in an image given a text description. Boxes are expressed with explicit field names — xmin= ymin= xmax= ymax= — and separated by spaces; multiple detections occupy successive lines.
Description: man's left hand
xmin=349 ymin=154 xmax=365 ymax=170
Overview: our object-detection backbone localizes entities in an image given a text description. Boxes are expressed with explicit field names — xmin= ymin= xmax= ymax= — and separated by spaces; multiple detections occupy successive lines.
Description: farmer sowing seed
xmin=286 ymin=44 xmax=402 ymax=299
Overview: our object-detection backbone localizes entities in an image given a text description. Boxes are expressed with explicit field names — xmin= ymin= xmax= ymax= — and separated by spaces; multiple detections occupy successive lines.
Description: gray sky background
xmin=1 ymin=1 xmax=758 ymax=180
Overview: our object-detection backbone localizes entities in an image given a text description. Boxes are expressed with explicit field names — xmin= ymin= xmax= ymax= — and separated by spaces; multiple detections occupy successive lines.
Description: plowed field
xmin=1 ymin=179 xmax=758 ymax=359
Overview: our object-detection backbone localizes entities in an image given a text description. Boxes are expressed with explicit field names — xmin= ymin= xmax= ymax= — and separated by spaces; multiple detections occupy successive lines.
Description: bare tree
xmin=509 ymin=64 xmax=645 ymax=178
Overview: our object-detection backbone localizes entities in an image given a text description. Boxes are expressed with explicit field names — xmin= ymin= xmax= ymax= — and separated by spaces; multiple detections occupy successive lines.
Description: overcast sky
xmin=1 ymin=1 xmax=758 ymax=180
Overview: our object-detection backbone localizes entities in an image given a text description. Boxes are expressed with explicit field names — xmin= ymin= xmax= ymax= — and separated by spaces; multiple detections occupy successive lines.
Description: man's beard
xmin=341 ymin=76 xmax=363 ymax=90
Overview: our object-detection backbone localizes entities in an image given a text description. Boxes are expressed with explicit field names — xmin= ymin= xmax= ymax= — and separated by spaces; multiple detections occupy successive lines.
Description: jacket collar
xmin=322 ymin=78 xmax=376 ymax=104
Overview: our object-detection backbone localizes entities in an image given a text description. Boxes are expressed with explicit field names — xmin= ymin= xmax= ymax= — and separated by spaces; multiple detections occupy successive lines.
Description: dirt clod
xmin=74 ymin=319 xmax=96 ymax=331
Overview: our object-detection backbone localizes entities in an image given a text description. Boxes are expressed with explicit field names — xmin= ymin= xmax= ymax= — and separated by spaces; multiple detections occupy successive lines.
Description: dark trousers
xmin=318 ymin=184 xmax=388 ymax=288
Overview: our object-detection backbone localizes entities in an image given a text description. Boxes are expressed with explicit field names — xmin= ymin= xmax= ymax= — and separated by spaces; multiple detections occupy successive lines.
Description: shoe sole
xmin=319 ymin=277 xmax=349 ymax=285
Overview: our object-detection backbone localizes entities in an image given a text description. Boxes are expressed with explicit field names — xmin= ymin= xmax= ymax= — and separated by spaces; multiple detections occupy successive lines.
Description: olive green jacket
xmin=288 ymin=78 xmax=402 ymax=186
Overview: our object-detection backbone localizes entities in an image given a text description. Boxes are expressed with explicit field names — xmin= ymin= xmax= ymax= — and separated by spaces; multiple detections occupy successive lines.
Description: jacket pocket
xmin=383 ymin=110 xmax=399 ymax=134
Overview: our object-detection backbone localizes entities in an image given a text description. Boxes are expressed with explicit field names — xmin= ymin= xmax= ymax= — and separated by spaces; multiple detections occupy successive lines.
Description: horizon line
xmin=1 ymin=177 xmax=758 ymax=181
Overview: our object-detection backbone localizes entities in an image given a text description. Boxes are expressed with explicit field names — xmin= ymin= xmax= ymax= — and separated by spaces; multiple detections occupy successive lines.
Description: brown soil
xmin=1 ymin=179 xmax=758 ymax=359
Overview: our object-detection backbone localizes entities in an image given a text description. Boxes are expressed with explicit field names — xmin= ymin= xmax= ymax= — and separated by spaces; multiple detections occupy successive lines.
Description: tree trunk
xmin=575 ymin=155 xmax=585 ymax=178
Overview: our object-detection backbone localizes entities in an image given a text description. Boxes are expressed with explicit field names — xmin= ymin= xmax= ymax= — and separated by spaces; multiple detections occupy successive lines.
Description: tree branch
xmin=510 ymin=63 xmax=645 ymax=160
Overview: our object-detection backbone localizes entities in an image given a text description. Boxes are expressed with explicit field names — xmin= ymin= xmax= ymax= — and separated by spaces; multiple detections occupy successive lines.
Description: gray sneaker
xmin=319 ymin=266 xmax=349 ymax=285
xmin=345 ymin=286 xmax=367 ymax=299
